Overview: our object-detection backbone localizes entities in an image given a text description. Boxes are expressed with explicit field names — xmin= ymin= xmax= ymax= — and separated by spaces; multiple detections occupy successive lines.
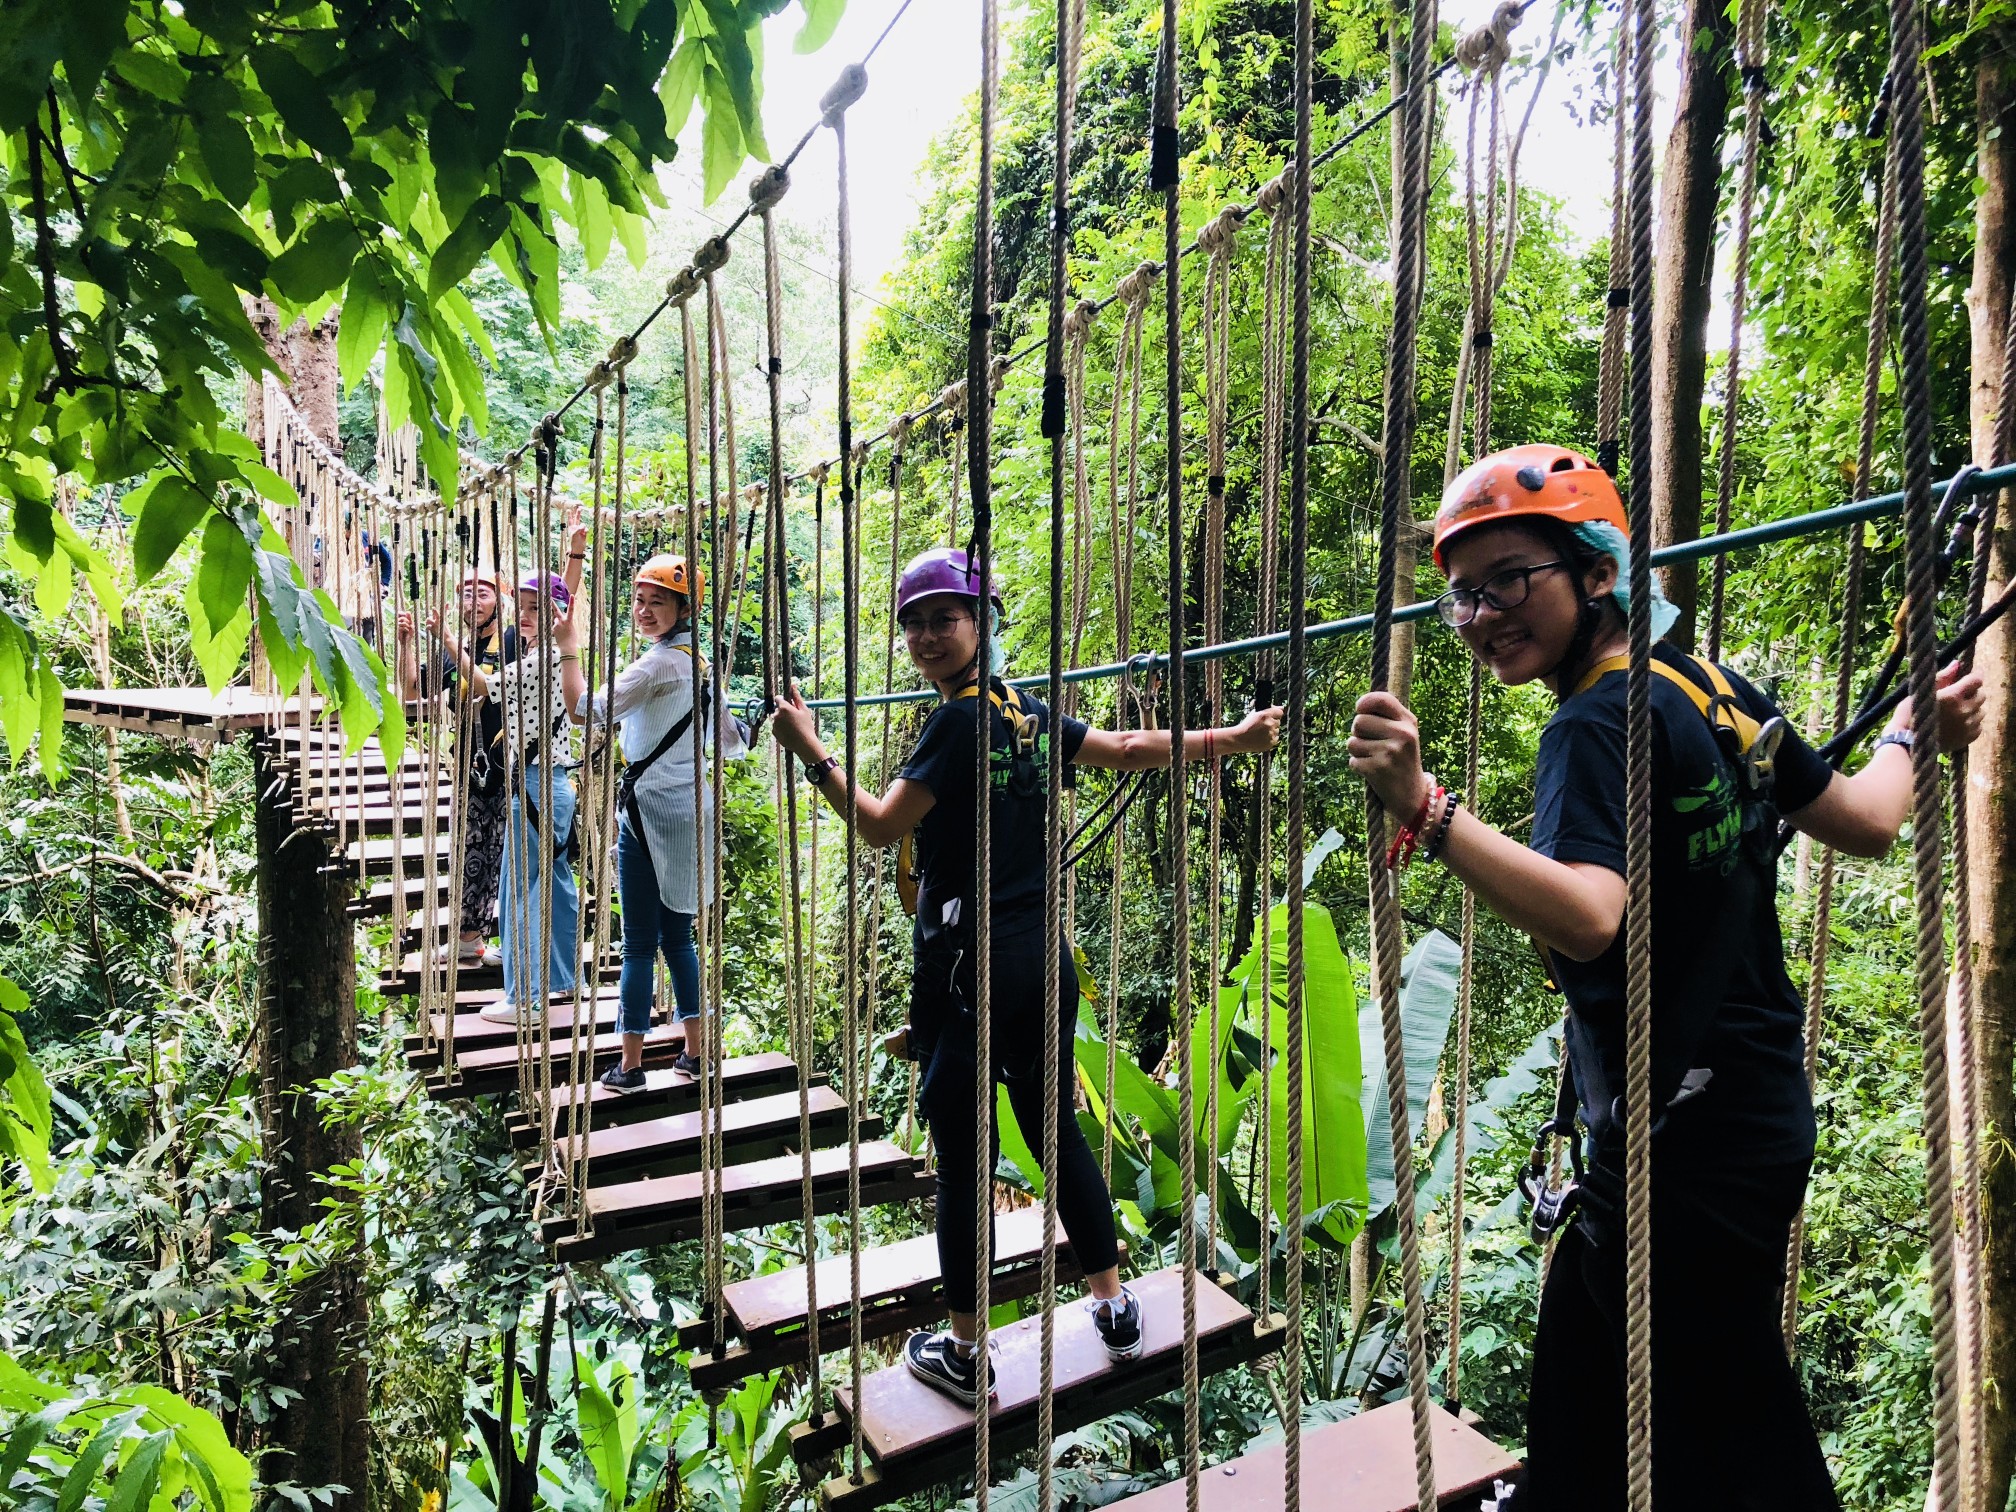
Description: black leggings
xmin=1520 ymin=1157 xmax=1839 ymax=1511
xmin=913 ymin=929 xmax=1122 ymax=1314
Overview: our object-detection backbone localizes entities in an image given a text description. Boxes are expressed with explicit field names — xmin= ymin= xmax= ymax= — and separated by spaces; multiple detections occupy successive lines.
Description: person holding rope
xmin=488 ymin=570 xmax=582 ymax=1023
xmin=770 ymin=545 xmax=1283 ymax=1405
xmin=1345 ymin=445 xmax=1984 ymax=1510
xmin=557 ymin=553 xmax=746 ymax=1091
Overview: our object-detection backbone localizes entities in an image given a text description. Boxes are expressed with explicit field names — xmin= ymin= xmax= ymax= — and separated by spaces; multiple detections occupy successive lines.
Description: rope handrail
xmin=797 ymin=462 xmax=2012 ymax=709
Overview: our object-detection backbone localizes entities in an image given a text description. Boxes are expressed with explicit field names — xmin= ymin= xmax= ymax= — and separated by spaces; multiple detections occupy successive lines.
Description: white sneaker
xmin=478 ymin=999 xmax=528 ymax=1024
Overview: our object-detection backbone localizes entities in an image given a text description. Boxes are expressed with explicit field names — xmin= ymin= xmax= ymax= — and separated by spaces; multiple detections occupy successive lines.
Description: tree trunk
xmin=246 ymin=304 xmax=369 ymax=1504
xmin=1648 ymin=0 xmax=1735 ymax=652
xmin=254 ymin=739 xmax=368 ymax=1499
xmin=1966 ymin=32 xmax=2016 ymax=1505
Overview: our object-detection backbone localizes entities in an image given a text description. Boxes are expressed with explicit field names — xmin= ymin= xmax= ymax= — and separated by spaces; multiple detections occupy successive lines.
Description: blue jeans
xmin=616 ymin=818 xmax=701 ymax=1036
xmin=500 ymin=764 xmax=579 ymax=1007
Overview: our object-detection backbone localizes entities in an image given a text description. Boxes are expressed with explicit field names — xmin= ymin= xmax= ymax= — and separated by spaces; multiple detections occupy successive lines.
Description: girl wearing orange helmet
xmin=557 ymin=553 xmax=746 ymax=1089
xmin=1347 ymin=445 xmax=1983 ymax=1511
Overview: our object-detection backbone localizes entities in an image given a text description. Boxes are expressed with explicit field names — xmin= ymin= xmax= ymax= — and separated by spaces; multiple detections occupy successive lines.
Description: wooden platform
xmin=504 ymin=1050 xmax=809 ymax=1144
xmin=552 ymin=1141 xmax=934 ymax=1263
xmin=421 ymin=1021 xmax=686 ymax=1098
xmin=678 ymin=1205 xmax=1099 ymax=1394
xmin=379 ymin=944 xmax=620 ymax=999
xmin=1105 ymin=1401 xmax=1520 ymax=1512
xmin=791 ymin=1266 xmax=1284 ymax=1511
xmin=532 ymin=1086 xmax=869 ymax=1187
xmin=63 ymin=686 xmax=315 ymax=738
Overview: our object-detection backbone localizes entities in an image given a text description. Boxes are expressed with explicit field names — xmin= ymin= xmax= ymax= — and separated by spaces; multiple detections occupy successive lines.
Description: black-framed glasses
xmin=1434 ymin=561 xmax=1570 ymax=628
xmin=899 ymin=610 xmax=974 ymax=639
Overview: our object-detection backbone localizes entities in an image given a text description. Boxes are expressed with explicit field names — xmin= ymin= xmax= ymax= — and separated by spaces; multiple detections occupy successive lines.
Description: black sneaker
xmin=903 ymin=1330 xmax=992 ymax=1405
xmin=1089 ymin=1286 xmax=1144 ymax=1361
xmin=671 ymin=1050 xmax=703 ymax=1078
xmin=597 ymin=1062 xmax=646 ymax=1094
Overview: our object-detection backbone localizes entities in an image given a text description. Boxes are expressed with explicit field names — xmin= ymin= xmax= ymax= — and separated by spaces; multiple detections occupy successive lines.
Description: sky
xmin=647 ymin=0 xmax=1688 ymax=335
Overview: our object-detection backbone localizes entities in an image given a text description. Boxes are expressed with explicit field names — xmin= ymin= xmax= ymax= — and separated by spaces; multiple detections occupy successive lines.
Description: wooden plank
xmin=550 ymin=1142 xmax=932 ymax=1263
xmin=378 ymin=944 xmax=619 ymax=999
xmin=422 ymin=990 xmax=628 ymax=1051
xmin=418 ymin=1023 xmax=684 ymax=1098
xmin=533 ymin=1087 xmax=866 ymax=1187
xmin=504 ymin=1051 xmax=808 ymax=1145
xmin=63 ymin=686 xmax=312 ymax=734
xmin=793 ymin=1268 xmax=1283 ymax=1512
xmin=677 ymin=1206 xmax=1104 ymax=1396
xmin=1101 ymin=1401 xmax=1520 ymax=1512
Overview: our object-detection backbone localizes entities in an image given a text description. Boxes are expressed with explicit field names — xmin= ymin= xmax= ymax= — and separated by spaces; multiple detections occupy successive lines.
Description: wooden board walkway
xmin=530 ymin=1086 xmax=868 ymax=1187
xmin=503 ymin=1050 xmax=809 ymax=1145
xmin=790 ymin=1266 xmax=1283 ymax=1512
xmin=676 ymin=1205 xmax=1102 ymax=1394
xmin=551 ymin=1142 xmax=934 ymax=1263
xmin=1104 ymin=1401 xmax=1519 ymax=1512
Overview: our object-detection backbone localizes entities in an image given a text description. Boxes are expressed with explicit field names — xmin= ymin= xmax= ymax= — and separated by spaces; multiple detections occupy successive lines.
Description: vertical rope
xmin=1888 ymin=0 xmax=1965 ymax=1496
xmin=1363 ymin=0 xmax=1438 ymax=1501
xmin=1622 ymin=0 xmax=1659 ymax=1489
xmin=1595 ymin=19 xmax=1631 ymax=477
xmin=1149 ymin=6 xmax=1202 ymax=1507
xmin=1784 ymin=121 xmax=1895 ymax=1353
xmin=1705 ymin=0 xmax=1770 ymax=660
xmin=969 ymin=0 xmax=1000 ymax=1497
xmin=1037 ymin=6 xmax=1082 ymax=1505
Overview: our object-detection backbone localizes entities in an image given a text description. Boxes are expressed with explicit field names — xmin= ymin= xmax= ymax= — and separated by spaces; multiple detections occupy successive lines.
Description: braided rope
xmin=1784 ymin=122 xmax=1895 ymax=1353
xmin=1596 ymin=19 xmax=1631 ymax=475
xmin=1705 ymin=0 xmax=1770 ymax=660
xmin=1363 ymin=0 xmax=1440 ymax=1503
xmin=439 ymin=493 xmax=478 ymax=1089
xmin=1622 ymin=0 xmax=1658 ymax=1492
xmin=1037 ymin=5 xmax=1083 ymax=1502
xmin=1150 ymin=4 xmax=1204 ymax=1506
xmin=1890 ymin=0 xmax=1964 ymax=1497
xmin=1109 ymin=267 xmax=1155 ymax=661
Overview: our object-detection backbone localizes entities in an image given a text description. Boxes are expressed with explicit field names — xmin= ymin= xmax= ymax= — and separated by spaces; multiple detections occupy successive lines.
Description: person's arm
xmin=1785 ymin=660 xmax=1985 ymax=857
xmin=563 ymin=502 xmax=588 ymax=602
xmin=1073 ymin=705 xmax=1284 ymax=770
xmin=555 ymin=600 xmax=588 ymax=717
xmin=394 ymin=612 xmax=421 ymax=701
xmin=1349 ymin=690 xmax=1626 ymax=963
xmin=770 ymin=691 xmax=937 ymax=846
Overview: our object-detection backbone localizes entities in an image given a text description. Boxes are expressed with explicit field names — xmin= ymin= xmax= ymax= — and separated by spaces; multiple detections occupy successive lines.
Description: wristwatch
xmin=804 ymin=754 xmax=841 ymax=787
xmin=1873 ymin=728 xmax=1915 ymax=756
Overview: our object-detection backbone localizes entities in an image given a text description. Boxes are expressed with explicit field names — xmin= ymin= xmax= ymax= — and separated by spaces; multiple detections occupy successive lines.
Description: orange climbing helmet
xmin=1432 ymin=444 xmax=1626 ymax=570
xmin=635 ymin=553 xmax=704 ymax=607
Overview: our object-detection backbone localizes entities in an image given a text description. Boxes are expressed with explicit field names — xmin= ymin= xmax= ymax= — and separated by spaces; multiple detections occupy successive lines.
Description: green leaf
xmin=251 ymin=45 xmax=353 ymax=157
xmin=57 ymin=1405 xmax=147 ymax=1512
xmin=184 ymin=561 xmax=251 ymax=691
xmin=336 ymin=263 xmax=393 ymax=390
xmin=794 ymin=0 xmax=846 ymax=55
xmin=577 ymin=1355 xmax=630 ymax=1512
xmin=1361 ymin=928 xmax=1463 ymax=1221
xmin=121 ymin=1386 xmax=253 ymax=1512
xmin=195 ymin=510 xmax=255 ymax=636
xmin=700 ymin=71 xmax=743 ymax=204
xmin=658 ymin=39 xmax=705 ymax=138
xmin=0 ymin=979 xmax=52 ymax=1190
xmin=131 ymin=474 xmax=212 ymax=583
xmin=60 ymin=0 xmax=130 ymax=106
xmin=104 ymin=1429 xmax=171 ymax=1512
xmin=429 ymin=195 xmax=510 ymax=300
xmin=268 ymin=216 xmax=364 ymax=303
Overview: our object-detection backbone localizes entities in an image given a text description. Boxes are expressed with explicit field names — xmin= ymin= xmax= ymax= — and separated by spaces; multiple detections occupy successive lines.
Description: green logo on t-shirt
xmin=1675 ymin=768 xmax=1741 ymax=875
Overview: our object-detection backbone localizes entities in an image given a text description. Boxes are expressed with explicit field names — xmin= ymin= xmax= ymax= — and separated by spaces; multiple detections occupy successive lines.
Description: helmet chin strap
xmin=1546 ymin=595 xmax=1610 ymax=697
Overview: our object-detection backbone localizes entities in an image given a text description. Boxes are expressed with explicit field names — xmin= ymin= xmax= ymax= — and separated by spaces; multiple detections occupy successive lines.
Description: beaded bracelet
xmin=1421 ymin=790 xmax=1462 ymax=864
xmin=1385 ymin=780 xmax=1444 ymax=872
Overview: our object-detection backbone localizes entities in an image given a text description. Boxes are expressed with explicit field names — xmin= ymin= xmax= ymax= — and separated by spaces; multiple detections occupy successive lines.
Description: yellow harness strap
xmin=895 ymin=682 xmax=1033 ymax=919
xmin=1573 ymin=651 xmax=1764 ymax=753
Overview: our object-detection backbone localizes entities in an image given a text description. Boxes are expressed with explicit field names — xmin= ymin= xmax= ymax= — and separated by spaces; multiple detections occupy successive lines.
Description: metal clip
xmin=1516 ymin=1117 xmax=1585 ymax=1245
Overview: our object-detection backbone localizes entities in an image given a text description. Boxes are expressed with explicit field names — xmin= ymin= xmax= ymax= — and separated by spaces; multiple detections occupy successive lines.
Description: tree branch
xmin=0 ymin=852 xmax=224 ymax=907
xmin=25 ymin=121 xmax=77 ymax=385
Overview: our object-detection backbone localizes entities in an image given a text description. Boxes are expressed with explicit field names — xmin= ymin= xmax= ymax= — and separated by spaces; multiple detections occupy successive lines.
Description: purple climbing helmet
xmin=517 ymin=571 xmax=571 ymax=613
xmin=894 ymin=546 xmax=1003 ymax=621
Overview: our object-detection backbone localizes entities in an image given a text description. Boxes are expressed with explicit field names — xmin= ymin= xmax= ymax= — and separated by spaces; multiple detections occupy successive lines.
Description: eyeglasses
xmin=899 ymin=611 xmax=974 ymax=639
xmin=1434 ymin=561 xmax=1569 ymax=628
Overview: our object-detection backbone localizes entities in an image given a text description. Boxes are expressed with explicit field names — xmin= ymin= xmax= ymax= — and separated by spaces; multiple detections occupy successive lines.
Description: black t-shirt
xmin=897 ymin=684 xmax=1088 ymax=942
xmin=419 ymin=621 xmax=516 ymax=778
xmin=1532 ymin=643 xmax=1834 ymax=1171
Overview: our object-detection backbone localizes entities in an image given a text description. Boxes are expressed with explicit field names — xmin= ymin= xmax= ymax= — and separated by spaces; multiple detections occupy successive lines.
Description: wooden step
xmin=419 ymin=1022 xmax=685 ymax=1099
xmin=791 ymin=1266 xmax=1284 ymax=1512
xmin=505 ymin=1050 xmax=809 ymax=1146
xmin=340 ymin=832 xmax=455 ymax=878
xmin=1100 ymin=1401 xmax=1519 ymax=1512
xmin=678 ymin=1205 xmax=1103 ymax=1394
xmin=348 ymin=870 xmax=453 ymax=919
xmin=529 ymin=1086 xmax=865 ymax=1187
xmin=379 ymin=943 xmax=619 ymax=999
xmin=549 ymin=1141 xmax=933 ymax=1262
xmin=407 ymin=989 xmax=631 ymax=1062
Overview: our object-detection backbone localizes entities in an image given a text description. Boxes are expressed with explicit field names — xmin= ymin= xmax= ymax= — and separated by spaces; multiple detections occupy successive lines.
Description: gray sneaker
xmin=597 ymin=1062 xmax=646 ymax=1094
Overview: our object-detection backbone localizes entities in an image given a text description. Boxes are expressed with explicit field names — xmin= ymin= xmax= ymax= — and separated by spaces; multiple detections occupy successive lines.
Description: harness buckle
xmin=1517 ymin=1116 xmax=1585 ymax=1244
xmin=1743 ymin=715 xmax=1787 ymax=797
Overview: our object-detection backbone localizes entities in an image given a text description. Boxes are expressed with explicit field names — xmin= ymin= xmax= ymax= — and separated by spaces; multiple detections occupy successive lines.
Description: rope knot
xmin=665 ymin=268 xmax=701 ymax=305
xmin=989 ymin=355 xmax=1012 ymax=394
xmin=1257 ymin=166 xmax=1297 ymax=215
xmin=850 ymin=438 xmax=871 ymax=469
xmin=1064 ymin=298 xmax=1099 ymax=339
xmin=822 ymin=64 xmax=869 ymax=127
xmin=1456 ymin=0 xmax=1522 ymax=73
xmin=1195 ymin=204 xmax=1248 ymax=255
xmin=585 ymin=360 xmax=616 ymax=394
xmin=891 ymin=412 xmax=915 ymax=447
xmin=607 ymin=334 xmax=639 ymax=369
xmin=748 ymin=164 xmax=791 ymax=212
xmin=693 ymin=236 xmax=732 ymax=276
xmin=938 ymin=381 xmax=968 ymax=417
xmin=1116 ymin=260 xmax=1160 ymax=308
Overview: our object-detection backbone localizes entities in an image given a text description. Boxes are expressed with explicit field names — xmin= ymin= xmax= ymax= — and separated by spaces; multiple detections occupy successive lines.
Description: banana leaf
xmin=1360 ymin=928 xmax=1463 ymax=1220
